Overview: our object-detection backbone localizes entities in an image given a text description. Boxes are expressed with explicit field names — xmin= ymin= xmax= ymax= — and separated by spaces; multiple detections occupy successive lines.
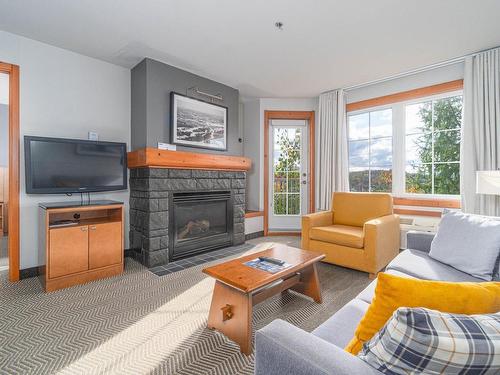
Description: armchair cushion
xmin=333 ymin=192 xmax=393 ymax=227
xmin=310 ymin=225 xmax=364 ymax=248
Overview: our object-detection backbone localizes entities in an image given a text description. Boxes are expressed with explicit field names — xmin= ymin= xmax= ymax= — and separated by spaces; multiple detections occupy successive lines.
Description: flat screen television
xmin=24 ymin=136 xmax=127 ymax=194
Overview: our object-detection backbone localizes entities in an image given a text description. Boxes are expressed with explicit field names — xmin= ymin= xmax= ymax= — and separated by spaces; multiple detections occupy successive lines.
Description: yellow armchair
xmin=301 ymin=192 xmax=400 ymax=278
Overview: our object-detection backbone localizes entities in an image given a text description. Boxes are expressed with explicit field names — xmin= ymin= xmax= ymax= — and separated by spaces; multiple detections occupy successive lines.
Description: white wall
xmin=244 ymin=216 xmax=263 ymax=235
xmin=242 ymin=97 xmax=318 ymax=213
xmin=346 ymin=63 xmax=464 ymax=103
xmin=0 ymin=31 xmax=131 ymax=269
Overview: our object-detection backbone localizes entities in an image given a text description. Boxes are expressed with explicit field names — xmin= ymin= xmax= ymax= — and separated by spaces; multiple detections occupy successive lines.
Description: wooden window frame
xmin=346 ymin=80 xmax=463 ymax=112
xmin=346 ymin=80 xmax=463 ymax=211
xmin=393 ymin=196 xmax=460 ymax=217
xmin=264 ymin=111 xmax=315 ymax=235
xmin=0 ymin=61 xmax=20 ymax=281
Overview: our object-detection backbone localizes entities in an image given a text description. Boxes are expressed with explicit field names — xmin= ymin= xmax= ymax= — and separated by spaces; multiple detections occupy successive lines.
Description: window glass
xmin=348 ymin=92 xmax=462 ymax=197
xmin=405 ymin=95 xmax=462 ymax=195
xmin=348 ymin=108 xmax=392 ymax=193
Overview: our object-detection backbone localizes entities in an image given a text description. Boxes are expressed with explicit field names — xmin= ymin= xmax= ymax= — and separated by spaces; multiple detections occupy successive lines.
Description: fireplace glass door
xmin=176 ymin=201 xmax=227 ymax=242
xmin=170 ymin=191 xmax=233 ymax=260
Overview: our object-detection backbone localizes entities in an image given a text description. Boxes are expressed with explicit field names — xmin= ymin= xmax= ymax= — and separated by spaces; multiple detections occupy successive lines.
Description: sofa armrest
xmin=364 ymin=214 xmax=401 ymax=273
xmin=301 ymin=211 xmax=333 ymax=250
xmin=406 ymin=230 xmax=435 ymax=253
xmin=255 ymin=319 xmax=380 ymax=375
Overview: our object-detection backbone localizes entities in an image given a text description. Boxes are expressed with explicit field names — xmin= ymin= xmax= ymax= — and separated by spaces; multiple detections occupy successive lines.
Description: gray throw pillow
xmin=429 ymin=210 xmax=500 ymax=280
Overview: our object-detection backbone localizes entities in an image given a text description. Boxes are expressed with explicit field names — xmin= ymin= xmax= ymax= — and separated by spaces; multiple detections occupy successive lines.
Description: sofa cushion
xmin=312 ymin=299 xmax=370 ymax=348
xmin=358 ymin=308 xmax=500 ymax=375
xmin=345 ymin=273 xmax=500 ymax=355
xmin=387 ymin=249 xmax=483 ymax=282
xmin=356 ymin=269 xmax=414 ymax=304
xmin=429 ymin=210 xmax=500 ymax=280
xmin=332 ymin=192 xmax=392 ymax=227
xmin=309 ymin=225 xmax=364 ymax=248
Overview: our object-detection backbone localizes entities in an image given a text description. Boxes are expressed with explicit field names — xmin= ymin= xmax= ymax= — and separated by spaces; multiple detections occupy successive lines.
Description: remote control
xmin=258 ymin=256 xmax=285 ymax=266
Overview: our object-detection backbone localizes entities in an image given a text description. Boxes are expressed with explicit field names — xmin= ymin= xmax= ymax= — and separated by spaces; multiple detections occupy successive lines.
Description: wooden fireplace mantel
xmin=127 ymin=148 xmax=252 ymax=171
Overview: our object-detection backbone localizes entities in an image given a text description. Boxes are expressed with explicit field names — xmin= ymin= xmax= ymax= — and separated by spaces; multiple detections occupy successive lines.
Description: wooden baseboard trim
xmin=267 ymin=232 xmax=301 ymax=237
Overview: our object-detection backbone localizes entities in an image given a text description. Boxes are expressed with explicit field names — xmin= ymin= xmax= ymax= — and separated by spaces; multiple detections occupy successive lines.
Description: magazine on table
xmin=244 ymin=258 xmax=291 ymax=274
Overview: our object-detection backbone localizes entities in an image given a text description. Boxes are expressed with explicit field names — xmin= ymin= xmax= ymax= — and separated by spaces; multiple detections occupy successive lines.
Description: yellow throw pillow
xmin=345 ymin=273 xmax=500 ymax=355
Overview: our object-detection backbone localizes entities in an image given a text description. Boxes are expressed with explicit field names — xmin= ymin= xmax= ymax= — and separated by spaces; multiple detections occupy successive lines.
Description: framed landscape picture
xmin=170 ymin=92 xmax=228 ymax=151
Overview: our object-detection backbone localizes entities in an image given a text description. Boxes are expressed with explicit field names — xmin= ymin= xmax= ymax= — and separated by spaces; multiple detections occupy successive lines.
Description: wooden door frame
xmin=0 ymin=62 xmax=20 ymax=282
xmin=264 ymin=111 xmax=315 ymax=236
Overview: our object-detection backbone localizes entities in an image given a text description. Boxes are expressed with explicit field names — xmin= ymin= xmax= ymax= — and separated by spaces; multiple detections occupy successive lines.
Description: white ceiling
xmin=0 ymin=0 xmax=499 ymax=98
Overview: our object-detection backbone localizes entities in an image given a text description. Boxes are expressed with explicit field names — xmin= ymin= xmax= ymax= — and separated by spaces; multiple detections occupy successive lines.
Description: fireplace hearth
xmin=129 ymin=168 xmax=246 ymax=268
xmin=170 ymin=191 xmax=233 ymax=260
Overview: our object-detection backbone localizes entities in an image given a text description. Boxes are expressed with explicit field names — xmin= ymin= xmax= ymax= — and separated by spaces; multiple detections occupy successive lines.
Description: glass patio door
xmin=268 ymin=119 xmax=308 ymax=231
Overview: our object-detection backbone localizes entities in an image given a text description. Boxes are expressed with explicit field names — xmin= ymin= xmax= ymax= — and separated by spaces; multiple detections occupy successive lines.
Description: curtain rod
xmin=342 ymin=57 xmax=465 ymax=92
xmin=322 ymin=45 xmax=500 ymax=94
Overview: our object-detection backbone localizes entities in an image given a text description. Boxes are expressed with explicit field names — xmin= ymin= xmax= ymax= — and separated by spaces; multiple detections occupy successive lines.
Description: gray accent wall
xmin=131 ymin=58 xmax=242 ymax=155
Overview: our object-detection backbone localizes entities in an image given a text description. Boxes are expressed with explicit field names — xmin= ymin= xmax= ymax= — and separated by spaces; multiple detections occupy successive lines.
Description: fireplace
xmin=129 ymin=168 xmax=246 ymax=268
xmin=169 ymin=191 xmax=233 ymax=260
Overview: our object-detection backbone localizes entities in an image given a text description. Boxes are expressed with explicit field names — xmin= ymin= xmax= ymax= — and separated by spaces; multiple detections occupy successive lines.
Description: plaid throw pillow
xmin=358 ymin=307 xmax=500 ymax=374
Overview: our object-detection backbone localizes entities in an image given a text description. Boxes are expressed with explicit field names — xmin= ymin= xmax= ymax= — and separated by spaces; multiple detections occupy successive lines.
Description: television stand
xmin=38 ymin=201 xmax=124 ymax=292
xmin=39 ymin=199 xmax=123 ymax=209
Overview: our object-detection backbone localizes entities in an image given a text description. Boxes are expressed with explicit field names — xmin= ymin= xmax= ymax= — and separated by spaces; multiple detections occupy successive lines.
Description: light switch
xmin=88 ymin=131 xmax=98 ymax=141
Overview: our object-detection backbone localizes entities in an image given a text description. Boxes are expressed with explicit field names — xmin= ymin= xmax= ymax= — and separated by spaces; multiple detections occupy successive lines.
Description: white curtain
xmin=461 ymin=48 xmax=500 ymax=215
xmin=317 ymin=89 xmax=349 ymax=211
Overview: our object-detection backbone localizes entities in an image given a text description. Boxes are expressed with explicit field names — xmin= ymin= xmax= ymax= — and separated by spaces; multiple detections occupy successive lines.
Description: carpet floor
xmin=0 ymin=241 xmax=371 ymax=375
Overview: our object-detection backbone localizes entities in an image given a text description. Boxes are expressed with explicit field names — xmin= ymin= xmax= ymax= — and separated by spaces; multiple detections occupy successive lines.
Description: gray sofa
xmin=255 ymin=231 xmax=497 ymax=375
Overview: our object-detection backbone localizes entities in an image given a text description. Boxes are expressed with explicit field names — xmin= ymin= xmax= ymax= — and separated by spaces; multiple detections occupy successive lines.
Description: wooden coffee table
xmin=202 ymin=244 xmax=325 ymax=354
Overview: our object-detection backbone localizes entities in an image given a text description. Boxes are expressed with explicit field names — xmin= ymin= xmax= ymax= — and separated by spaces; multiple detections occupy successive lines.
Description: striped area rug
xmin=0 ymin=243 xmax=370 ymax=375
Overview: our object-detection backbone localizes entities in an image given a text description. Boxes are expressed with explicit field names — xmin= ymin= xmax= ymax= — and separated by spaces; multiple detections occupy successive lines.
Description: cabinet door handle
xmin=81 ymin=227 xmax=88 ymax=232
xmin=90 ymin=226 xmax=96 ymax=230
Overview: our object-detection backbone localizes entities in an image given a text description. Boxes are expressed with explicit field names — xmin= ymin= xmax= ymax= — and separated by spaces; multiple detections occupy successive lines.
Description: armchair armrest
xmin=302 ymin=210 xmax=333 ymax=228
xmin=364 ymin=214 xmax=400 ymax=273
xmin=301 ymin=211 xmax=333 ymax=250
xmin=255 ymin=319 xmax=380 ymax=375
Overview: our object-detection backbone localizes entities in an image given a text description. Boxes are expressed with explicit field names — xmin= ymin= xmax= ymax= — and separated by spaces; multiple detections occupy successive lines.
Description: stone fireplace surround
xmin=129 ymin=168 xmax=246 ymax=268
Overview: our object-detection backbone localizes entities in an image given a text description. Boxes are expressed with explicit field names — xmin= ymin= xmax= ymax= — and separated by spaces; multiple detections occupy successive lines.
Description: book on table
xmin=244 ymin=258 xmax=291 ymax=274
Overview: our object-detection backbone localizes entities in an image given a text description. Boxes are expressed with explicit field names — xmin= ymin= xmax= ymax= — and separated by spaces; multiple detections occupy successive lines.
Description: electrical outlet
xmin=88 ymin=131 xmax=98 ymax=141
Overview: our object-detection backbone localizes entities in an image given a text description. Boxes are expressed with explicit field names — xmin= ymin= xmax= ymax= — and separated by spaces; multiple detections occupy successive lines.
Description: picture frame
xmin=170 ymin=92 xmax=228 ymax=151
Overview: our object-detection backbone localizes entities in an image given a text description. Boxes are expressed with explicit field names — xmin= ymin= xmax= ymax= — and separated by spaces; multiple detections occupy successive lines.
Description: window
xmin=405 ymin=96 xmax=462 ymax=195
xmin=348 ymin=109 xmax=392 ymax=192
xmin=347 ymin=91 xmax=463 ymax=197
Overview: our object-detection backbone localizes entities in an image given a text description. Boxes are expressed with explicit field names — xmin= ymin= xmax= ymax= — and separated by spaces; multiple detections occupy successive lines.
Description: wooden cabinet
xmin=89 ymin=222 xmax=122 ymax=269
xmin=49 ymin=226 xmax=89 ymax=278
xmin=39 ymin=201 xmax=124 ymax=292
